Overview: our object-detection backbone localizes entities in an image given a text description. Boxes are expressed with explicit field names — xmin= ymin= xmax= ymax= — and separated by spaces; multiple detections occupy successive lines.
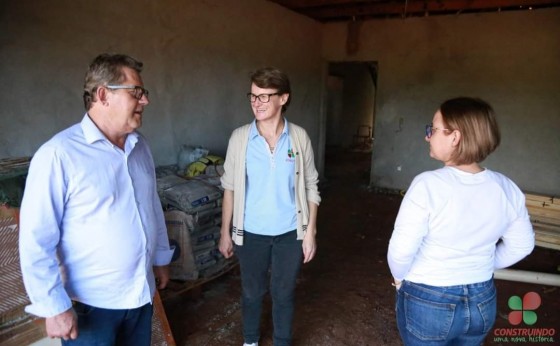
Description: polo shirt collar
xmin=249 ymin=117 xmax=289 ymax=140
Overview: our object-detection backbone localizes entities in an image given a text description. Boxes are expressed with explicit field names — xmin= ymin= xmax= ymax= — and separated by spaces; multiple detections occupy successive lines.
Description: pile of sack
xmin=156 ymin=145 xmax=232 ymax=281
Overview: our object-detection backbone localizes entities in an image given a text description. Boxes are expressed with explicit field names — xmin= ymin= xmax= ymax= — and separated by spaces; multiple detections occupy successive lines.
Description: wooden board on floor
xmin=1 ymin=291 xmax=177 ymax=346
xmin=152 ymin=290 xmax=176 ymax=346
xmin=525 ymin=192 xmax=560 ymax=251
xmin=0 ymin=213 xmax=176 ymax=346
xmin=160 ymin=259 xmax=239 ymax=302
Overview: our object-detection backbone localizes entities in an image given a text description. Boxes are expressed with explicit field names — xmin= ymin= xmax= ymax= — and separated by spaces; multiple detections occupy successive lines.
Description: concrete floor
xmin=161 ymin=148 xmax=560 ymax=346
xmin=20 ymin=148 xmax=560 ymax=345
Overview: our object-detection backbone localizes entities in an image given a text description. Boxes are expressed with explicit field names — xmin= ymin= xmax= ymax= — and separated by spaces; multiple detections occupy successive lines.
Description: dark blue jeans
xmin=61 ymin=301 xmax=153 ymax=346
xmin=235 ymin=230 xmax=303 ymax=346
xmin=396 ymin=279 xmax=497 ymax=346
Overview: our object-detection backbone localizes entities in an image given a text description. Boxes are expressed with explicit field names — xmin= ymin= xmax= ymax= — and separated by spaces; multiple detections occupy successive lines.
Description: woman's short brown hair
xmin=250 ymin=67 xmax=291 ymax=113
xmin=440 ymin=97 xmax=501 ymax=165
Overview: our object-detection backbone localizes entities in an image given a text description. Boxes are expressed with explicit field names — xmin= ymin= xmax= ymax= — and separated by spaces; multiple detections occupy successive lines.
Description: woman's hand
xmin=219 ymin=230 xmax=234 ymax=258
xmin=219 ymin=189 xmax=234 ymax=259
xmin=302 ymin=229 xmax=317 ymax=263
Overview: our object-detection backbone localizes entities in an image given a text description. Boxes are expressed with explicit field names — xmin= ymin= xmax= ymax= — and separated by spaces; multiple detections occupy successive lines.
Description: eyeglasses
xmin=247 ymin=93 xmax=279 ymax=103
xmin=425 ymin=124 xmax=451 ymax=138
xmin=106 ymin=85 xmax=149 ymax=100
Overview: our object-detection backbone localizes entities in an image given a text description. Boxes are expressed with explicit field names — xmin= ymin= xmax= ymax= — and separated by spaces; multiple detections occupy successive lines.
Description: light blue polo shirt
xmin=244 ymin=119 xmax=297 ymax=235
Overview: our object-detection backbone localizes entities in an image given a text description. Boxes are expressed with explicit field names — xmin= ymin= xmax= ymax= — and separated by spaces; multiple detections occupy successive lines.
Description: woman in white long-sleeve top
xmin=387 ymin=97 xmax=535 ymax=346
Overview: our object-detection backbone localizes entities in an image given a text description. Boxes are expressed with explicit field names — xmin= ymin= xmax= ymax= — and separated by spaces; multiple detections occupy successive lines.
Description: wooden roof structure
xmin=269 ymin=0 xmax=560 ymax=22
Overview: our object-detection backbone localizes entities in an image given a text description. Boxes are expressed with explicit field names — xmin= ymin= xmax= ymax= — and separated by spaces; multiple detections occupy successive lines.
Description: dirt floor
xmin=162 ymin=148 xmax=560 ymax=346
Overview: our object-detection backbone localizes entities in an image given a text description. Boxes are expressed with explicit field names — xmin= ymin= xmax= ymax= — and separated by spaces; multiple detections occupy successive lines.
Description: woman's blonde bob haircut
xmin=440 ymin=97 xmax=501 ymax=165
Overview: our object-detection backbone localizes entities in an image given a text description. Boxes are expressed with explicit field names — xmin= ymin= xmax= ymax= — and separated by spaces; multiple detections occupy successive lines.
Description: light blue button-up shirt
xmin=244 ymin=119 xmax=297 ymax=235
xmin=19 ymin=115 xmax=174 ymax=318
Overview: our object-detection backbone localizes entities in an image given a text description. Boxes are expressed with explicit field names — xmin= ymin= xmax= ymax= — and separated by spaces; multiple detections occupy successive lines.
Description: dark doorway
xmin=324 ymin=61 xmax=378 ymax=186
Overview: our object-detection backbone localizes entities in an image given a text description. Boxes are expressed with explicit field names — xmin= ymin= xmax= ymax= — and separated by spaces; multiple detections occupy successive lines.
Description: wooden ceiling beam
xmin=272 ymin=0 xmax=386 ymax=9
xmin=282 ymin=0 xmax=560 ymax=20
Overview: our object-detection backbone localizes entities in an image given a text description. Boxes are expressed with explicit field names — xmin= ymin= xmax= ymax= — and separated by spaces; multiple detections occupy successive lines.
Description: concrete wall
xmin=2 ymin=2 xmax=559 ymax=195
xmin=322 ymin=8 xmax=560 ymax=196
xmin=0 ymin=0 xmax=323 ymax=167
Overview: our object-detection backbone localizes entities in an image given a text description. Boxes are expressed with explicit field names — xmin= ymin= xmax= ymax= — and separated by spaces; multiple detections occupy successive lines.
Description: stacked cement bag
xmin=156 ymin=164 xmax=231 ymax=281
xmin=164 ymin=208 xmax=223 ymax=281
xmin=158 ymin=175 xmax=222 ymax=214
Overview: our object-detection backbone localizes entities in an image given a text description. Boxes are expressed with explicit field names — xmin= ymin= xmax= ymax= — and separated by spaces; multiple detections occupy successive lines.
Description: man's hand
xmin=45 ymin=308 xmax=78 ymax=340
xmin=154 ymin=265 xmax=170 ymax=289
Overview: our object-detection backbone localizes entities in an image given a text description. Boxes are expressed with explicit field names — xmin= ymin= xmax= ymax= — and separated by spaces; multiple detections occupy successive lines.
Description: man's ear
xmin=97 ymin=87 xmax=109 ymax=106
xmin=281 ymin=94 xmax=290 ymax=105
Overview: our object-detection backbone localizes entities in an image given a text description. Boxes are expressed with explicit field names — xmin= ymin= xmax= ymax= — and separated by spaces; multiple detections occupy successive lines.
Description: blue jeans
xmin=395 ymin=279 xmax=497 ymax=346
xmin=235 ymin=230 xmax=303 ymax=346
xmin=61 ymin=302 xmax=153 ymax=346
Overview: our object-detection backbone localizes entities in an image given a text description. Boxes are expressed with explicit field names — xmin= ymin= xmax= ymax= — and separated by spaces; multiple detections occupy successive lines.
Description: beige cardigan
xmin=220 ymin=121 xmax=321 ymax=245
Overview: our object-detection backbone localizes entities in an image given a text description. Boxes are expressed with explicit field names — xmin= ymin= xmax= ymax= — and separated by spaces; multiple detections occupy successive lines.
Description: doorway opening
xmin=324 ymin=61 xmax=378 ymax=186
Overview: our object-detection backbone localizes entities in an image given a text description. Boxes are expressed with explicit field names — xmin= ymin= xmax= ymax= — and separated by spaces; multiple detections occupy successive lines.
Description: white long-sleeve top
xmin=19 ymin=114 xmax=174 ymax=318
xmin=388 ymin=166 xmax=534 ymax=286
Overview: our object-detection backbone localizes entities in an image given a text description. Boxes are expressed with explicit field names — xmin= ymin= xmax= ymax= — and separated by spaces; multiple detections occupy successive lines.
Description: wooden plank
xmin=526 ymin=199 xmax=560 ymax=211
xmin=1 ymin=210 xmax=176 ymax=346
xmin=3 ymin=293 xmax=178 ymax=346
xmin=525 ymin=193 xmax=557 ymax=204
xmin=530 ymin=217 xmax=560 ymax=228
xmin=525 ymin=192 xmax=560 ymax=251
xmin=152 ymin=290 xmax=176 ymax=346
xmin=532 ymin=228 xmax=559 ymax=242
xmin=527 ymin=206 xmax=560 ymax=219
xmin=0 ymin=317 xmax=45 ymax=346
xmin=0 ymin=215 xmax=29 ymax=328
xmin=535 ymin=240 xmax=560 ymax=251
xmin=160 ymin=259 xmax=239 ymax=302
xmin=533 ymin=222 xmax=560 ymax=233
xmin=531 ymin=219 xmax=560 ymax=230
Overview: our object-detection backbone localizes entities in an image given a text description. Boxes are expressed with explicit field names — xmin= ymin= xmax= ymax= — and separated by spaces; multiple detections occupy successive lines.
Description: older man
xmin=19 ymin=53 xmax=174 ymax=345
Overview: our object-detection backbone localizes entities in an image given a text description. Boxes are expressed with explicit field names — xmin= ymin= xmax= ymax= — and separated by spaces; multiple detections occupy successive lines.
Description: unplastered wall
xmin=0 ymin=0 xmax=323 ymax=167
xmin=322 ymin=8 xmax=560 ymax=196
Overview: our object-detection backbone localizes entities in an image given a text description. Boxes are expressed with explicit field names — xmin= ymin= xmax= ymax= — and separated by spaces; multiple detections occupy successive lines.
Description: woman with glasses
xmin=387 ymin=97 xmax=534 ymax=345
xmin=219 ymin=67 xmax=320 ymax=346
